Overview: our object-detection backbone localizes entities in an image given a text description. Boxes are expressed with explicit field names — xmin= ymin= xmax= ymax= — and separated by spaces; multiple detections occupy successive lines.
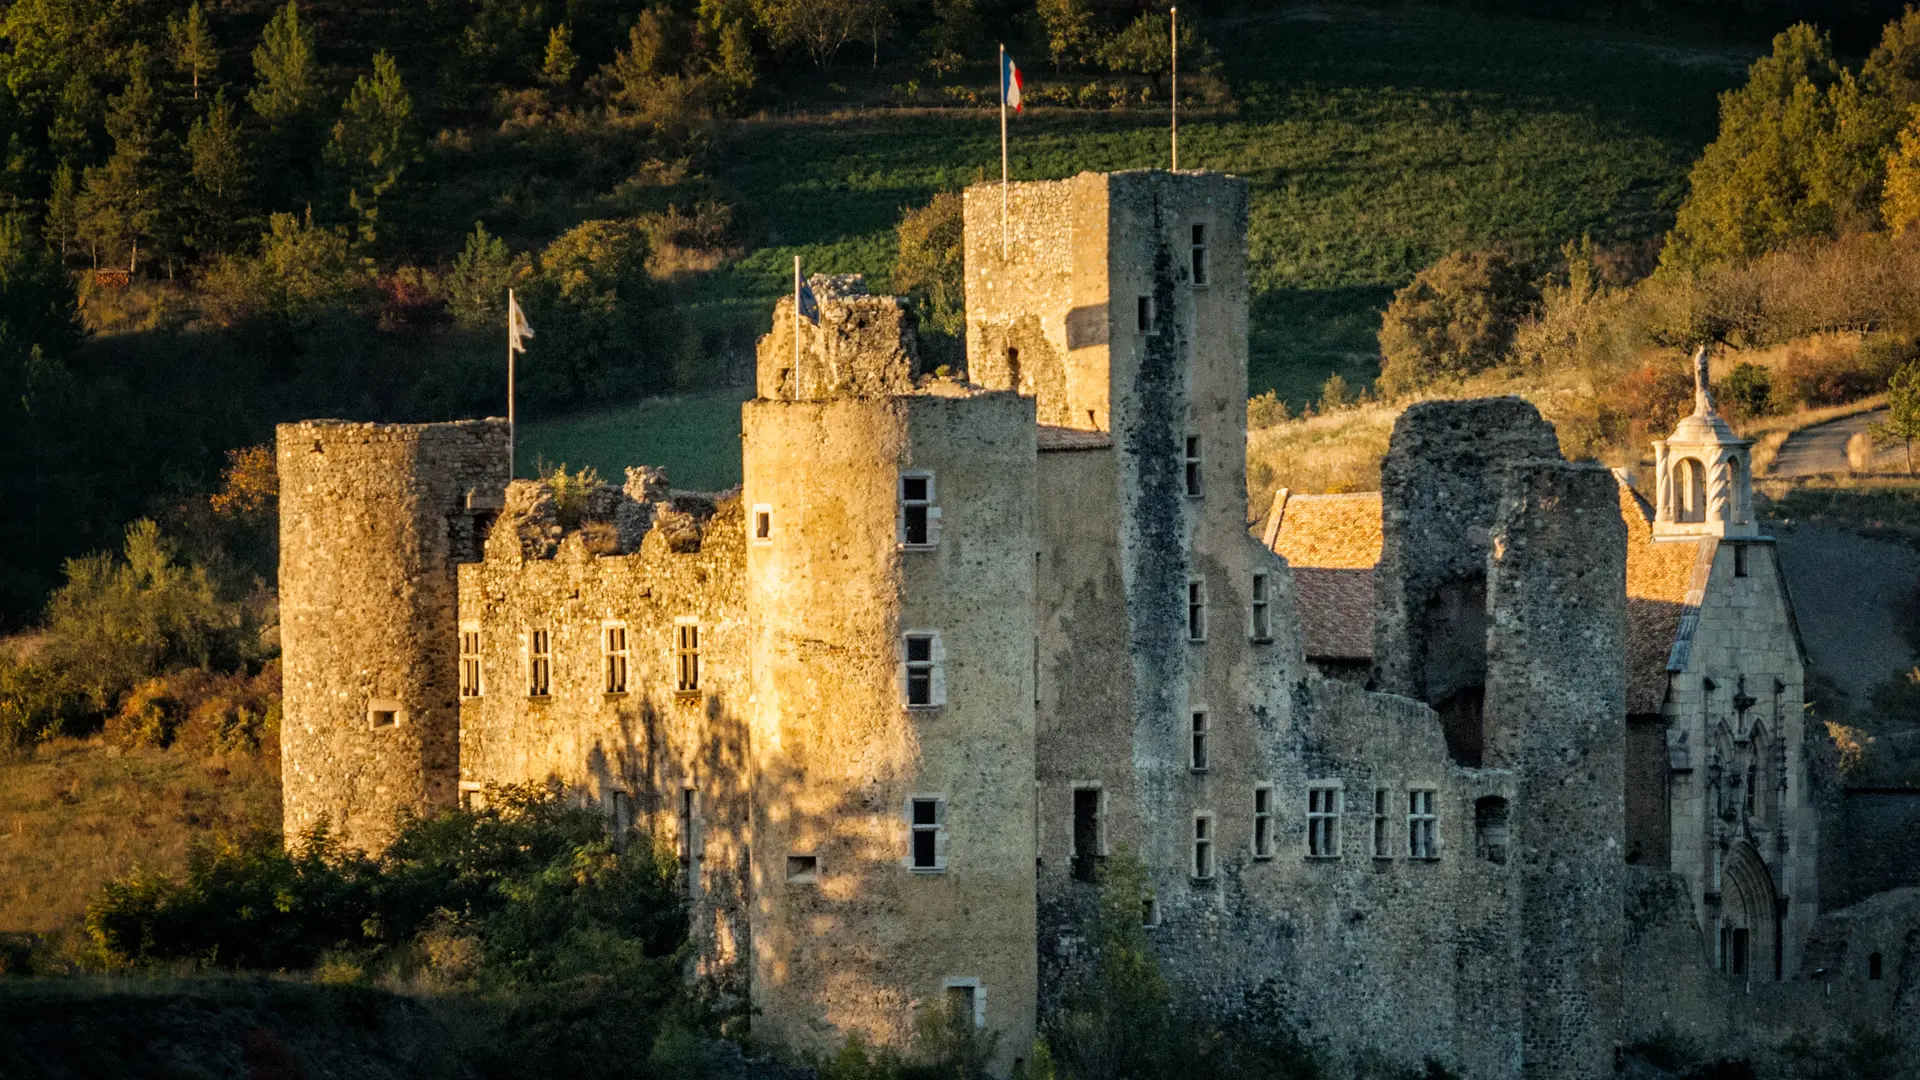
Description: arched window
xmin=1675 ymin=458 xmax=1707 ymax=523
xmin=1725 ymin=455 xmax=1748 ymax=522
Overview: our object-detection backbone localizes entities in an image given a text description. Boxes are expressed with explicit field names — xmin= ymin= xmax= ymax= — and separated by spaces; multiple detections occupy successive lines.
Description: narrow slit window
xmin=1869 ymin=952 xmax=1884 ymax=980
xmin=1191 ymin=224 xmax=1209 ymax=287
xmin=527 ymin=628 xmax=551 ymax=697
xmin=904 ymin=633 xmax=941 ymax=707
xmin=1071 ymin=786 xmax=1105 ymax=882
xmin=1308 ymin=783 xmax=1342 ymax=858
xmin=910 ymin=796 xmax=946 ymax=872
xmin=1734 ymin=544 xmax=1749 ymax=578
xmin=900 ymin=472 xmax=936 ymax=547
xmin=1188 ymin=579 xmax=1208 ymax=642
xmin=1190 ymin=709 xmax=1210 ymax=772
xmin=752 ymin=503 xmax=772 ymax=542
xmin=1137 ymin=295 xmax=1154 ymax=333
xmin=1250 ymin=572 xmax=1272 ymax=642
xmin=609 ymin=790 xmax=633 ymax=849
xmin=1408 ymin=788 xmax=1438 ymax=859
xmin=1184 ymin=435 xmax=1204 ymax=497
xmin=1252 ymin=786 xmax=1274 ymax=859
xmin=460 ymin=626 xmax=483 ymax=698
xmin=1372 ymin=788 xmax=1391 ymax=858
xmin=1192 ymin=813 xmax=1214 ymax=880
xmin=604 ymin=623 xmax=629 ymax=694
xmin=675 ymin=620 xmax=700 ymax=693
xmin=678 ymin=787 xmax=699 ymax=868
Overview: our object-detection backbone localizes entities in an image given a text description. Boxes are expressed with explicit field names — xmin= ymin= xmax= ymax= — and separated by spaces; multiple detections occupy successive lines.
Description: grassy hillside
xmin=0 ymin=740 xmax=280 ymax=938
xmin=699 ymin=6 xmax=1745 ymax=401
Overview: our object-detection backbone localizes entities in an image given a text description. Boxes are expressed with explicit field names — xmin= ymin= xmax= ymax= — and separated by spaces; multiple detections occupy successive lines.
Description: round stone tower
xmin=277 ymin=419 xmax=510 ymax=852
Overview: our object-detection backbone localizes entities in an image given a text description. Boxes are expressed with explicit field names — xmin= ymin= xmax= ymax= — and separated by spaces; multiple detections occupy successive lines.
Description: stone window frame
xmin=898 ymin=470 xmax=941 ymax=549
xmin=785 ymin=854 xmax=820 ymax=885
xmin=1250 ymin=571 xmax=1273 ymax=643
xmin=1191 ymin=223 xmax=1210 ymax=288
xmin=459 ymin=622 xmax=483 ymax=699
xmin=1191 ymin=811 xmax=1216 ymax=882
xmin=902 ymin=630 xmax=946 ymax=709
xmin=1407 ymin=786 xmax=1440 ymax=860
xmin=1189 ymin=707 xmax=1210 ymax=772
xmin=1141 ymin=892 xmax=1161 ymax=928
xmin=1187 ymin=578 xmax=1208 ymax=643
xmin=907 ymin=794 xmax=948 ymax=873
xmin=752 ymin=503 xmax=774 ymax=544
xmin=458 ymin=780 xmax=485 ymax=810
xmin=674 ymin=618 xmax=701 ymax=695
xmin=367 ymin=698 xmax=404 ymax=730
xmin=942 ymin=977 xmax=986 ymax=1030
xmin=603 ymin=621 xmax=630 ymax=695
xmin=1307 ymin=781 xmax=1343 ymax=859
xmin=526 ymin=627 xmax=552 ymax=698
xmin=1371 ymin=787 xmax=1392 ymax=859
xmin=1252 ymin=784 xmax=1275 ymax=860
xmin=1183 ymin=434 xmax=1204 ymax=498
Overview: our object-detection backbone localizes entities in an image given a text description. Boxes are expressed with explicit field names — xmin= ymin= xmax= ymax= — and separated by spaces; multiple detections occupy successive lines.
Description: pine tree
xmin=540 ymin=24 xmax=578 ymax=88
xmin=325 ymin=52 xmax=416 ymax=245
xmin=187 ymin=93 xmax=252 ymax=254
xmin=44 ymin=162 xmax=79 ymax=258
xmin=249 ymin=1 xmax=318 ymax=126
xmin=168 ymin=2 xmax=219 ymax=102
xmin=77 ymin=58 xmax=167 ymax=273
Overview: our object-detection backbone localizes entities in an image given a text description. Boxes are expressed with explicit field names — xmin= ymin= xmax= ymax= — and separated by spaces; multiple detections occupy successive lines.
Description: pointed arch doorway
xmin=1719 ymin=841 xmax=1780 ymax=981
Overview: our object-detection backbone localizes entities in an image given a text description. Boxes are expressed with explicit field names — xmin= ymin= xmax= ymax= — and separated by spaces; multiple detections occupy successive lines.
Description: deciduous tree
xmin=1872 ymin=360 xmax=1920 ymax=472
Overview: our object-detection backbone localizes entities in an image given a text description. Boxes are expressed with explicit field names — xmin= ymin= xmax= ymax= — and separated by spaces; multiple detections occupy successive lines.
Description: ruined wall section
xmin=743 ymin=390 xmax=1038 ymax=1073
xmin=963 ymin=176 xmax=1091 ymax=428
xmin=278 ymin=419 xmax=509 ymax=853
xmin=757 ymin=276 xmax=922 ymax=401
xmin=455 ymin=475 xmax=750 ymax=981
xmin=1484 ymin=460 xmax=1628 ymax=1078
xmin=1375 ymin=399 xmax=1561 ymax=741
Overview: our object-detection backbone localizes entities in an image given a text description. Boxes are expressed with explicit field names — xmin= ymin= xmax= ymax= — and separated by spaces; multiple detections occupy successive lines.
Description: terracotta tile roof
xmin=1617 ymin=474 xmax=1713 ymax=716
xmin=1263 ymin=490 xmax=1384 ymax=659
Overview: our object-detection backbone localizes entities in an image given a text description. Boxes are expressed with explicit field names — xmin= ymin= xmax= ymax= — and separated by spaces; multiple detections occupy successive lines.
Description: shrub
xmin=895 ymin=192 xmax=965 ymax=339
xmin=1608 ymin=358 xmax=1697 ymax=440
xmin=0 ymin=657 xmax=91 ymax=752
xmin=1247 ymin=391 xmax=1290 ymax=431
xmin=1717 ymin=361 xmax=1776 ymax=420
xmin=1779 ymin=343 xmax=1897 ymax=408
xmin=1377 ymin=250 xmax=1536 ymax=397
xmin=196 ymin=211 xmax=368 ymax=326
xmin=105 ymin=662 xmax=280 ymax=753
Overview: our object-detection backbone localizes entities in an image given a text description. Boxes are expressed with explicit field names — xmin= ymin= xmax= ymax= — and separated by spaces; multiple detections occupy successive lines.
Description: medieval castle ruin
xmin=279 ymin=170 xmax=1919 ymax=1077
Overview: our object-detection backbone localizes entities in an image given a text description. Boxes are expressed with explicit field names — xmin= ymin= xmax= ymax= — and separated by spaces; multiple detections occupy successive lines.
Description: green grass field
xmin=516 ymin=389 xmax=750 ymax=488
xmin=530 ymin=6 xmax=1750 ymax=481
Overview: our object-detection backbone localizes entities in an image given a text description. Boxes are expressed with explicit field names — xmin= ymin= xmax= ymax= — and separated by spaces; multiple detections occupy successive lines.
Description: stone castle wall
xmin=277 ymin=419 xmax=509 ymax=852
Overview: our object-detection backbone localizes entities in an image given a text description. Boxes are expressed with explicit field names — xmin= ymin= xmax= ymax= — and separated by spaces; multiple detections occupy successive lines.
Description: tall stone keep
xmin=278 ymin=419 xmax=510 ymax=851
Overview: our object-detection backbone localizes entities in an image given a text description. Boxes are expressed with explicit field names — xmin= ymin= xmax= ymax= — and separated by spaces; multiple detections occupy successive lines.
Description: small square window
xmin=753 ymin=504 xmax=773 ymax=542
xmin=786 ymin=854 xmax=819 ymax=884
xmin=1183 ymin=435 xmax=1203 ymax=497
xmin=370 ymin=708 xmax=397 ymax=728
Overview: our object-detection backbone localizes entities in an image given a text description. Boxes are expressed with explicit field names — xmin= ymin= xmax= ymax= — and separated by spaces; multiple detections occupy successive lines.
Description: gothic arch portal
xmin=1720 ymin=841 xmax=1780 ymax=981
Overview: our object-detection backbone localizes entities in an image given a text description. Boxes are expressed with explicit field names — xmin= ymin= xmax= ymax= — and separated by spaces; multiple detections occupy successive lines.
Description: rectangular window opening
xmin=1734 ymin=544 xmax=1749 ymax=578
xmin=1308 ymin=783 xmax=1342 ymax=858
xmin=910 ymin=796 xmax=946 ymax=872
xmin=904 ymin=632 xmax=940 ymax=707
xmin=604 ymin=623 xmax=629 ymax=694
xmin=944 ymin=981 xmax=984 ymax=1030
xmin=1253 ymin=786 xmax=1274 ymax=859
xmin=1188 ymin=579 xmax=1208 ymax=642
xmin=1137 ymin=295 xmax=1155 ymax=333
xmin=1192 ymin=813 xmax=1214 ymax=880
xmin=459 ymin=627 xmax=483 ymax=698
xmin=1251 ymin=572 xmax=1272 ymax=642
xmin=1190 ymin=709 xmax=1210 ymax=772
xmin=1191 ymin=224 xmax=1209 ymax=287
xmin=609 ymin=790 xmax=633 ymax=850
xmin=753 ymin=504 xmax=772 ymax=542
xmin=370 ymin=708 xmax=397 ymax=728
xmin=1372 ymin=788 xmax=1390 ymax=858
xmin=1071 ymin=787 xmax=1105 ymax=882
xmin=676 ymin=620 xmax=700 ymax=693
xmin=785 ymin=854 xmax=819 ymax=884
xmin=1408 ymin=788 xmax=1438 ymax=860
xmin=1184 ymin=435 xmax=1204 ymax=497
xmin=527 ymin=628 xmax=551 ymax=697
xmin=900 ymin=472 xmax=936 ymax=547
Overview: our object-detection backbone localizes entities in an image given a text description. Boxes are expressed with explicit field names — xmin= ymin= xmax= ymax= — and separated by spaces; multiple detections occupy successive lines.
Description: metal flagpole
xmin=507 ymin=287 xmax=516 ymax=477
xmin=793 ymin=255 xmax=801 ymax=400
xmin=1000 ymin=43 xmax=1009 ymax=260
xmin=1170 ymin=7 xmax=1179 ymax=172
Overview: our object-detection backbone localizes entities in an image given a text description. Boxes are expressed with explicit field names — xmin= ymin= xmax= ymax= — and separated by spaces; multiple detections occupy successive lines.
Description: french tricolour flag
xmin=1003 ymin=51 xmax=1024 ymax=112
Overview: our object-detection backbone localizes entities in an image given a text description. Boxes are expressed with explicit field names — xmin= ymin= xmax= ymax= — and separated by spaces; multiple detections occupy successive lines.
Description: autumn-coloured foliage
xmin=210 ymin=445 xmax=277 ymax=519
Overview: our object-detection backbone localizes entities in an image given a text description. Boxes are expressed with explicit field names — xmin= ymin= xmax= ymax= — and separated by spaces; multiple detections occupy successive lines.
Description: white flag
xmin=508 ymin=289 xmax=535 ymax=355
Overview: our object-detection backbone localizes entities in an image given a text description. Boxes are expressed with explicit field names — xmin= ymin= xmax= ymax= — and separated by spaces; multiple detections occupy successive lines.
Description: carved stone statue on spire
xmin=1693 ymin=344 xmax=1718 ymax=416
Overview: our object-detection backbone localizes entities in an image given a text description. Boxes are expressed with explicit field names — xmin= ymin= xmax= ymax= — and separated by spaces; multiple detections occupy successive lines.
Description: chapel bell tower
xmin=1652 ymin=346 xmax=1757 ymax=539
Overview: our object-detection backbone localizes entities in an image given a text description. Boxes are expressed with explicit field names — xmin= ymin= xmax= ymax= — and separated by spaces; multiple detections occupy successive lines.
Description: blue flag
xmin=797 ymin=277 xmax=820 ymax=325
